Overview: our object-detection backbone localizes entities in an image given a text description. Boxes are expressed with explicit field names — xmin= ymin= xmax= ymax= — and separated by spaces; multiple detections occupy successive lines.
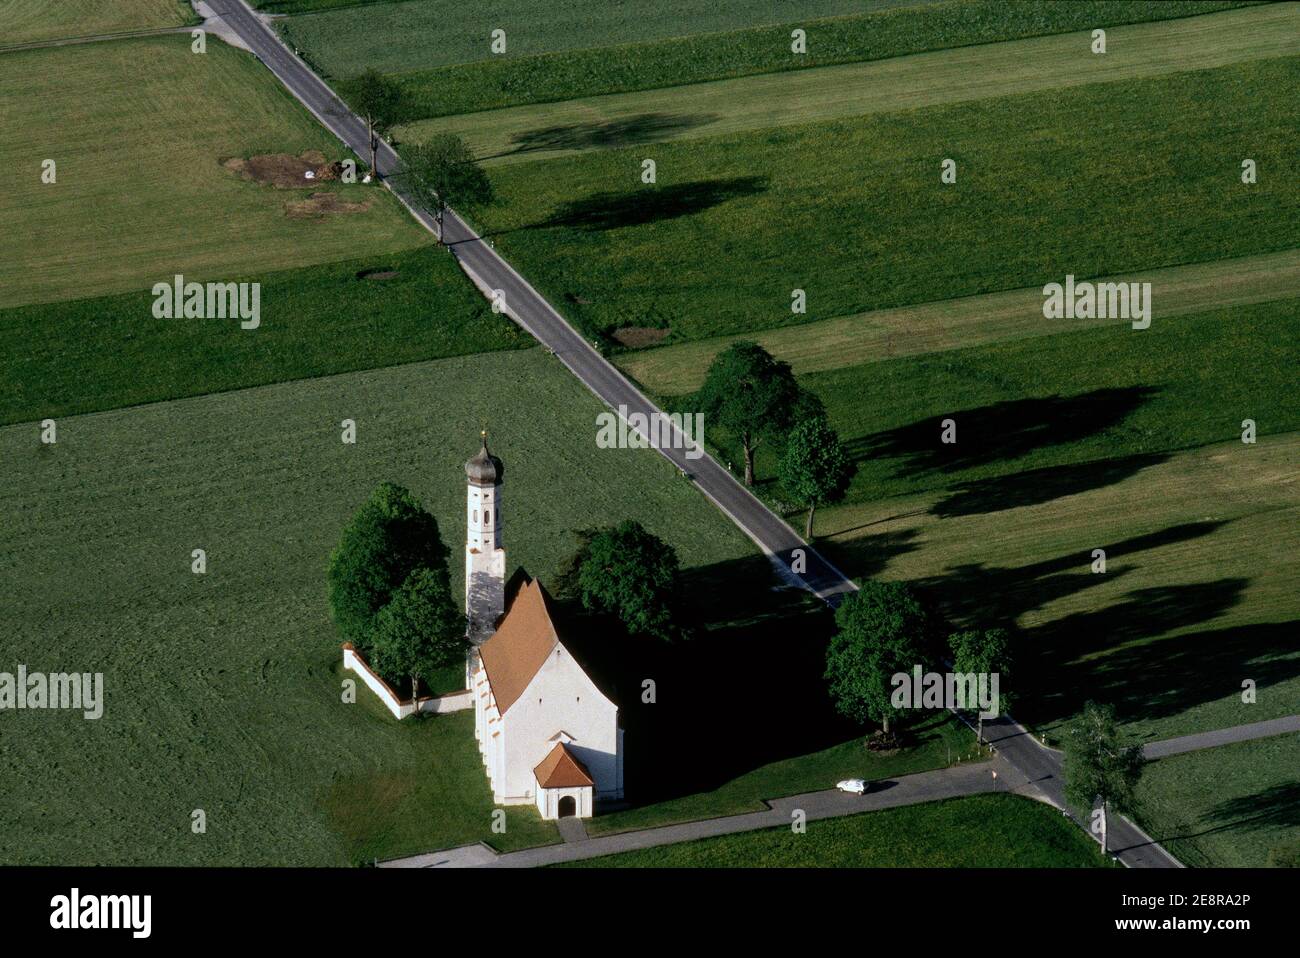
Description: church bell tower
xmin=464 ymin=431 xmax=506 ymax=646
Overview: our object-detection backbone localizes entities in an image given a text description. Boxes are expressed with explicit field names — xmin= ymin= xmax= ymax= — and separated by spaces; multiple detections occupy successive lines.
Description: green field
xmin=278 ymin=0 xmax=921 ymax=77
xmin=468 ymin=57 xmax=1298 ymax=347
xmin=758 ymin=299 xmax=1300 ymax=749
xmin=815 ymin=432 xmax=1300 ymax=743
xmin=769 ymin=299 xmax=1300 ymax=508
xmin=621 ymin=251 xmax=1300 ymax=395
xmin=1134 ymin=735 xmax=1300 ymax=868
xmin=2 ymin=246 xmax=527 ymax=426
xmin=0 ymin=348 xmax=767 ymax=865
xmin=292 ymin=1 xmax=1255 ymax=121
xmin=0 ymin=0 xmax=194 ymax=45
xmin=6 ymin=0 xmax=1294 ymax=871
xmin=565 ymin=794 xmax=1114 ymax=867
xmin=0 ymin=35 xmax=428 ymax=309
xmin=404 ymin=5 xmax=1293 ymax=163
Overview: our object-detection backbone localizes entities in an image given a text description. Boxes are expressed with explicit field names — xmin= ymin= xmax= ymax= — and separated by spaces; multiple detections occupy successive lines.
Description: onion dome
xmin=466 ymin=431 xmax=503 ymax=485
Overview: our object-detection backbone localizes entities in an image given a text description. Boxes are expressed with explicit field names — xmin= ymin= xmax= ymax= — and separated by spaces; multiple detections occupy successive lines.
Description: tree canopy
xmin=1062 ymin=701 xmax=1146 ymax=853
xmin=327 ymin=482 xmax=450 ymax=656
xmin=576 ymin=520 xmax=681 ymax=641
xmin=344 ymin=68 xmax=404 ymax=176
xmin=948 ymin=627 xmax=1013 ymax=742
xmin=824 ymin=580 xmax=936 ymax=735
xmin=398 ymin=134 xmax=494 ymax=239
xmin=371 ymin=566 xmax=466 ymax=694
xmin=695 ymin=341 xmax=803 ymax=486
xmin=779 ymin=414 xmax=854 ymax=538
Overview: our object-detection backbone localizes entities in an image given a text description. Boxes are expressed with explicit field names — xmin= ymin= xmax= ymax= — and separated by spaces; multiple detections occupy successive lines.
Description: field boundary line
xmin=0 ymin=25 xmax=193 ymax=54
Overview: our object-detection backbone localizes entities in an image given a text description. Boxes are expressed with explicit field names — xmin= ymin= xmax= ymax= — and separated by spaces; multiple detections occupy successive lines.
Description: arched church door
xmin=558 ymin=795 xmax=576 ymax=818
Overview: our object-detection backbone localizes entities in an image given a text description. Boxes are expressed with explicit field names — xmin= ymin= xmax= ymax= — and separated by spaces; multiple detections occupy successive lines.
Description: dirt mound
xmin=284 ymin=192 xmax=373 ymax=219
xmin=612 ymin=326 xmax=669 ymax=349
xmin=222 ymin=150 xmax=348 ymax=189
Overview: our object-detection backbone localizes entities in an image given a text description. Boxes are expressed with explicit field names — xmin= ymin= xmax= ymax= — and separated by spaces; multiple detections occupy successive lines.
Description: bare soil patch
xmin=612 ymin=326 xmax=669 ymax=349
xmin=222 ymin=150 xmax=348 ymax=189
xmin=284 ymin=192 xmax=373 ymax=219
xmin=357 ymin=269 xmax=400 ymax=280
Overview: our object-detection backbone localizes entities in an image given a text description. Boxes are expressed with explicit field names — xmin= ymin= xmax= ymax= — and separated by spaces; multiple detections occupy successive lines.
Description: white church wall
xmin=536 ymin=785 xmax=593 ymax=820
xmin=500 ymin=645 xmax=620 ymax=802
xmin=343 ymin=645 xmax=472 ymax=720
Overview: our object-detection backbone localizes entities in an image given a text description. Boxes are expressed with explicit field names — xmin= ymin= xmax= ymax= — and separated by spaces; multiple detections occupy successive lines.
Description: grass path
xmin=814 ymin=433 xmax=1300 ymax=743
xmin=401 ymin=4 xmax=1300 ymax=164
xmin=621 ymin=250 xmax=1300 ymax=395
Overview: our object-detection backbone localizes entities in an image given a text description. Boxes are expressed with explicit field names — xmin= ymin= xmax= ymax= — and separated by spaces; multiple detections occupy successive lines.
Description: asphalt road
xmin=980 ymin=716 xmax=1181 ymax=868
xmin=382 ymin=757 xmax=1023 ymax=868
xmin=1142 ymin=714 xmax=1300 ymax=760
xmin=206 ymin=0 xmax=855 ymax=602
xmin=210 ymin=0 xmax=1191 ymax=868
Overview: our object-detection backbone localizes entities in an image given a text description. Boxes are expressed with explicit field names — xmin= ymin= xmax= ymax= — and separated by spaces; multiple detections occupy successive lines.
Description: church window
xmin=473 ymin=510 xmax=478 ymax=523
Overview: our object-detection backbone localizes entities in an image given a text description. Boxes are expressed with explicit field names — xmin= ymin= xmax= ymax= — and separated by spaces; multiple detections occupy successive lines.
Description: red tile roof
xmin=533 ymin=742 xmax=594 ymax=789
xmin=478 ymin=578 xmax=558 ymax=715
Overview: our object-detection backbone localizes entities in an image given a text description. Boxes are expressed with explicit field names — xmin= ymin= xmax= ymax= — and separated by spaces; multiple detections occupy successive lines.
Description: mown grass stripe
xmin=620 ymin=250 xmax=1300 ymax=395
xmin=401 ymin=4 xmax=1299 ymax=165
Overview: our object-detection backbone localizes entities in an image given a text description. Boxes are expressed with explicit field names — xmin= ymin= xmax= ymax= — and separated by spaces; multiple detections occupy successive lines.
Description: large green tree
xmin=344 ymin=68 xmax=404 ymax=179
xmin=327 ymin=482 xmax=450 ymax=656
xmin=696 ymin=342 xmax=802 ymax=486
xmin=825 ymin=581 xmax=935 ymax=737
xmin=779 ymin=415 xmax=854 ymax=539
xmin=576 ymin=520 xmax=680 ymax=641
xmin=948 ymin=627 xmax=1013 ymax=744
xmin=371 ymin=566 xmax=467 ymax=697
xmin=1063 ymin=701 xmax=1146 ymax=855
xmin=398 ymin=134 xmax=494 ymax=241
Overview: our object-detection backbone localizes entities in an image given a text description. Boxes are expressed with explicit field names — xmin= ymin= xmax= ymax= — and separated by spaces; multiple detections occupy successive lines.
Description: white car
xmin=836 ymin=779 xmax=868 ymax=795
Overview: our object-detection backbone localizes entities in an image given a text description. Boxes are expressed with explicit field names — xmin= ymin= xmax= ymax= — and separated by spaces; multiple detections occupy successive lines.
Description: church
xmin=462 ymin=435 xmax=624 ymax=820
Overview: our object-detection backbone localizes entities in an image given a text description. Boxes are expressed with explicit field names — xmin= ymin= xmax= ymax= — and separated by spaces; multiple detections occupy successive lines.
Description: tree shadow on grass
xmin=1202 ymin=781 xmax=1300 ymax=832
xmin=1015 ymin=581 xmax=1300 ymax=731
xmin=1149 ymin=779 xmax=1300 ymax=849
xmin=553 ymin=550 xmax=947 ymax=809
xmin=915 ymin=520 xmax=1230 ymax=629
xmin=818 ymin=527 xmax=922 ymax=582
xmin=532 ymin=176 xmax=769 ymax=233
xmin=489 ymin=112 xmax=721 ymax=160
xmin=931 ymin=451 xmax=1171 ymax=519
xmin=1031 ymin=578 xmax=1250 ymax=666
xmin=844 ymin=386 xmax=1159 ymax=486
